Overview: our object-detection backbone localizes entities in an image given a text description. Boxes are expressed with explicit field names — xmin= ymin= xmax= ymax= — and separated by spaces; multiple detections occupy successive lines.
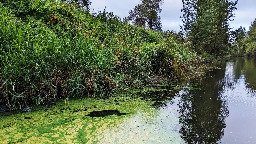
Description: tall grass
xmin=0 ymin=0 xmax=203 ymax=109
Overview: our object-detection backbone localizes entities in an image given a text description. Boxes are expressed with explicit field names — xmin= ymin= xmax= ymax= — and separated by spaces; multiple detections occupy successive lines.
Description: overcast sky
xmin=90 ymin=0 xmax=256 ymax=32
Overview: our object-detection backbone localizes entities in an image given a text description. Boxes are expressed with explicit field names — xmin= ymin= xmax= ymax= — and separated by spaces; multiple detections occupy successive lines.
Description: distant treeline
xmin=231 ymin=19 xmax=256 ymax=56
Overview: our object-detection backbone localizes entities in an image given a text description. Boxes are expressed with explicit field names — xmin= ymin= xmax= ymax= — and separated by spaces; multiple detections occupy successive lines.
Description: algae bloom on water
xmin=0 ymin=97 xmax=156 ymax=143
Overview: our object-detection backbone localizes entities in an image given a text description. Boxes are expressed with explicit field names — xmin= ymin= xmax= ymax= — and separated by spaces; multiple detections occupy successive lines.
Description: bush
xmin=0 ymin=0 xmax=202 ymax=109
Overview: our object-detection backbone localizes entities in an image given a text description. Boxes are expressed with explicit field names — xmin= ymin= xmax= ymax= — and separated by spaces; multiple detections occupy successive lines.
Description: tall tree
xmin=181 ymin=0 xmax=238 ymax=56
xmin=232 ymin=26 xmax=247 ymax=43
xmin=248 ymin=19 xmax=256 ymax=41
xmin=127 ymin=0 xmax=163 ymax=31
xmin=230 ymin=26 xmax=247 ymax=54
xmin=244 ymin=19 xmax=256 ymax=54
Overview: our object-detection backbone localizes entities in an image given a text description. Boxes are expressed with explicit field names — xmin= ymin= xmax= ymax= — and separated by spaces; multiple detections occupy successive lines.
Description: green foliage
xmin=0 ymin=0 xmax=201 ymax=109
xmin=245 ymin=19 xmax=256 ymax=54
xmin=248 ymin=19 xmax=256 ymax=40
xmin=127 ymin=0 xmax=163 ymax=31
xmin=232 ymin=19 xmax=256 ymax=56
xmin=181 ymin=0 xmax=238 ymax=56
xmin=230 ymin=26 xmax=247 ymax=55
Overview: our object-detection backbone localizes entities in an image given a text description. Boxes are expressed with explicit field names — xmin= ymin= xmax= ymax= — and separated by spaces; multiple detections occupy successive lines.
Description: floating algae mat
xmin=0 ymin=96 xmax=156 ymax=143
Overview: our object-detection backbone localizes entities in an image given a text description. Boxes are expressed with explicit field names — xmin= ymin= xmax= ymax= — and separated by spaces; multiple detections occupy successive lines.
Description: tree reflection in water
xmin=237 ymin=58 xmax=256 ymax=91
xmin=178 ymin=66 xmax=229 ymax=143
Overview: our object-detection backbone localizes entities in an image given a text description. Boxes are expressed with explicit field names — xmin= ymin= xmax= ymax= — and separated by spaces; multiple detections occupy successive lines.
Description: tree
xmin=248 ymin=19 xmax=256 ymax=41
xmin=230 ymin=26 xmax=247 ymax=55
xmin=244 ymin=19 xmax=256 ymax=54
xmin=127 ymin=0 xmax=163 ymax=31
xmin=181 ymin=0 xmax=197 ymax=35
xmin=181 ymin=0 xmax=238 ymax=56
xmin=233 ymin=27 xmax=246 ymax=42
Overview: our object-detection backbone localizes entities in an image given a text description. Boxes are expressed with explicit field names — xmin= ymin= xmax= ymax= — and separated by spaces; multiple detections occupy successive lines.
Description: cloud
xmin=160 ymin=0 xmax=183 ymax=31
xmin=161 ymin=20 xmax=182 ymax=32
xmin=90 ymin=0 xmax=256 ymax=31
xmin=91 ymin=0 xmax=140 ymax=18
xmin=231 ymin=2 xmax=256 ymax=31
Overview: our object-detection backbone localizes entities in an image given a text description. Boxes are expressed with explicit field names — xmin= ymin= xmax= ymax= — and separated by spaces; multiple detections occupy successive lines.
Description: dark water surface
xmin=176 ymin=58 xmax=256 ymax=143
xmin=100 ymin=58 xmax=256 ymax=143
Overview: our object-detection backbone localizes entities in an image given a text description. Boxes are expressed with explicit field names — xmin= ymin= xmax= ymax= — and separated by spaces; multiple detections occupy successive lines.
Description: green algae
xmin=0 ymin=96 xmax=156 ymax=144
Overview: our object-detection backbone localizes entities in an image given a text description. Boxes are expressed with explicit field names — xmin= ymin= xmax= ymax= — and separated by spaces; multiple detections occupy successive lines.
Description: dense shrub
xmin=0 ymin=0 xmax=202 ymax=109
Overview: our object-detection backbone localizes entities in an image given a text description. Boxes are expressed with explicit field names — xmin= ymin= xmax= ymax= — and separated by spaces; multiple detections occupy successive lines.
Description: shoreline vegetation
xmin=1 ymin=0 xmax=254 ymax=111
xmin=0 ymin=0 xmax=207 ymax=110
xmin=1 ymin=0 xmax=256 ymax=143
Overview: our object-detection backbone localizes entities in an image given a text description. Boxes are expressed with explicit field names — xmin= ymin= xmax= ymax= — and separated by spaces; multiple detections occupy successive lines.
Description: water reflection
xmin=178 ymin=66 xmax=229 ymax=143
xmin=177 ymin=57 xmax=256 ymax=143
xmin=235 ymin=58 xmax=256 ymax=91
xmin=221 ymin=58 xmax=256 ymax=143
xmin=97 ymin=58 xmax=256 ymax=143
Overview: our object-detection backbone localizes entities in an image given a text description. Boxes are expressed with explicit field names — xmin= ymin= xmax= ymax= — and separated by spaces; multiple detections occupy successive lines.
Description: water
xmin=99 ymin=58 xmax=256 ymax=143
xmin=1 ymin=58 xmax=256 ymax=143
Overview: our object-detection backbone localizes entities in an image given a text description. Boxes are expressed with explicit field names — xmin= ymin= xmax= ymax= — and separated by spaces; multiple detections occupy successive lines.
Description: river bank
xmin=2 ymin=57 xmax=256 ymax=143
xmin=0 ymin=0 xmax=209 ymax=110
xmin=0 ymin=55 xmax=211 ymax=143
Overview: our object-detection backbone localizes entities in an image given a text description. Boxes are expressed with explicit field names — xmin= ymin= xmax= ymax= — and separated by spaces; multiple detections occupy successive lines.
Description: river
xmin=98 ymin=57 xmax=256 ymax=144
xmin=1 ymin=58 xmax=256 ymax=143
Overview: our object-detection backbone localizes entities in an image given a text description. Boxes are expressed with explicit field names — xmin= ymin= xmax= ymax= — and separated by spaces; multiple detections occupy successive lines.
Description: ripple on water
xmin=223 ymin=74 xmax=256 ymax=111
xmin=221 ymin=59 xmax=256 ymax=143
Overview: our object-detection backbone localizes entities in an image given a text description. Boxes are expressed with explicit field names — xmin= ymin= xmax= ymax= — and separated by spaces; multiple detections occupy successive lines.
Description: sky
xmin=90 ymin=0 xmax=256 ymax=32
